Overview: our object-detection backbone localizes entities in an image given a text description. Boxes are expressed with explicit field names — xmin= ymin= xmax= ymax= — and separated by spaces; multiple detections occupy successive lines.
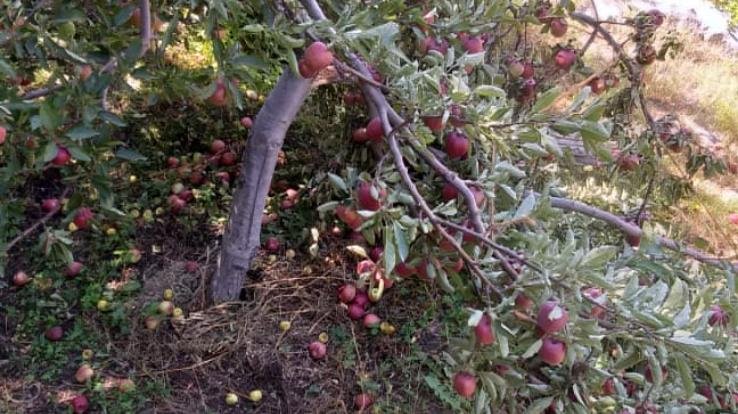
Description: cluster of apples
xmin=144 ymin=288 xmax=185 ymax=330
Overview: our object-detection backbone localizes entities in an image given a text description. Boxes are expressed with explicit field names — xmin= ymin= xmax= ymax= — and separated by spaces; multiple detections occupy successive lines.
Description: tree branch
xmin=4 ymin=188 xmax=70 ymax=253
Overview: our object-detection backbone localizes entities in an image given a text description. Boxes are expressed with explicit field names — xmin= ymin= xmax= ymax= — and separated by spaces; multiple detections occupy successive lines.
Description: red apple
xmin=168 ymin=195 xmax=186 ymax=213
xmin=442 ymin=182 xmax=458 ymax=201
xmin=363 ymin=313 xmax=381 ymax=328
xmin=352 ymin=128 xmax=369 ymax=143
xmin=73 ymin=208 xmax=94 ymax=229
xmin=549 ymin=18 xmax=568 ymax=37
xmin=184 ymin=261 xmax=198 ymax=273
xmin=70 ymin=395 xmax=89 ymax=413
xmin=41 ymin=198 xmax=60 ymax=213
xmin=356 ymin=260 xmax=375 ymax=275
xmin=420 ymin=37 xmax=449 ymax=55
xmin=338 ymin=284 xmax=357 ymax=303
xmin=522 ymin=61 xmax=535 ymax=79
xmin=240 ymin=116 xmax=253 ymax=128
xmin=356 ymin=181 xmax=384 ymax=211
xmin=583 ymin=287 xmax=606 ymax=319
xmin=474 ymin=314 xmax=495 ymax=346
xmin=365 ymin=117 xmax=384 ymax=141
xmin=298 ymin=59 xmax=318 ymax=78
xmin=166 ymin=156 xmax=179 ymax=168
xmin=51 ymin=146 xmax=72 ymax=166
xmin=178 ymin=189 xmax=194 ymax=202
xmin=348 ymin=303 xmax=365 ymax=320
xmin=0 ymin=126 xmax=6 ymax=144
xmin=308 ymin=341 xmax=326 ymax=360
xmin=264 ymin=237 xmax=280 ymax=252
xmin=709 ymin=305 xmax=729 ymax=327
xmin=515 ymin=293 xmax=534 ymax=312
xmin=45 ymin=325 xmax=64 ymax=341
xmin=220 ymin=151 xmax=237 ymax=166
xmin=554 ymin=48 xmax=576 ymax=71
xmin=12 ymin=271 xmax=30 ymax=287
xmin=302 ymin=41 xmax=333 ymax=73
xmin=537 ymin=301 xmax=569 ymax=334
xmin=602 ymin=378 xmax=615 ymax=395
xmin=79 ymin=65 xmax=92 ymax=81
xmin=422 ymin=116 xmax=445 ymax=132
xmin=463 ymin=36 xmax=484 ymax=53
xmin=208 ymin=81 xmax=227 ymax=106
xmin=617 ymin=154 xmax=640 ymax=171
xmin=539 ymin=338 xmax=566 ymax=365
xmin=444 ymin=131 xmax=469 ymax=159
xmin=353 ymin=290 xmax=370 ymax=308
xmin=210 ymin=139 xmax=226 ymax=154
xmin=394 ymin=262 xmax=416 ymax=278
xmin=65 ymin=261 xmax=83 ymax=278
xmin=625 ymin=233 xmax=641 ymax=248
xmin=354 ymin=393 xmax=373 ymax=410
xmin=588 ymin=77 xmax=607 ymax=94
xmin=453 ymin=371 xmax=477 ymax=398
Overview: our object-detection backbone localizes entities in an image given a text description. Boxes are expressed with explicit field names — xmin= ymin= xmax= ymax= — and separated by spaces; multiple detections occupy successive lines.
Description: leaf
xmin=42 ymin=141 xmax=58 ymax=163
xmin=474 ymin=85 xmax=506 ymax=98
xmin=384 ymin=228 xmax=396 ymax=276
xmin=327 ymin=173 xmax=348 ymax=193
xmin=0 ymin=56 xmax=17 ymax=80
xmin=514 ymin=193 xmax=536 ymax=218
xmin=393 ymin=221 xmax=409 ymax=261
xmin=316 ymin=201 xmax=339 ymax=213
xmin=423 ymin=375 xmax=462 ymax=411
xmin=65 ymin=126 xmax=100 ymax=140
xmin=231 ymin=54 xmax=269 ymax=71
xmin=531 ymin=87 xmax=561 ymax=114
xmin=115 ymin=148 xmax=147 ymax=162
xmin=39 ymin=102 xmax=61 ymax=131
xmin=581 ymin=246 xmax=617 ymax=269
xmin=522 ymin=339 xmax=543 ymax=359
xmin=524 ymin=397 xmax=554 ymax=414
xmin=67 ymin=146 xmax=91 ymax=162
xmin=99 ymin=111 xmax=127 ymax=127
xmin=675 ymin=355 xmax=695 ymax=397
xmin=580 ymin=120 xmax=611 ymax=142
xmin=113 ymin=4 xmax=136 ymax=26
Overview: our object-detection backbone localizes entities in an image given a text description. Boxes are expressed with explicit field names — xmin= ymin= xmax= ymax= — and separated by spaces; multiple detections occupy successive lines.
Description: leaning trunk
xmin=210 ymin=70 xmax=311 ymax=303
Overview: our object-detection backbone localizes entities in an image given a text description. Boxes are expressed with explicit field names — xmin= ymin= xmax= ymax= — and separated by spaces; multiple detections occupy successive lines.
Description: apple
xmin=168 ymin=195 xmax=186 ymax=213
xmin=51 ymin=146 xmax=72 ymax=166
xmin=338 ymin=284 xmax=357 ymax=303
xmin=348 ymin=303 xmax=366 ymax=320
xmin=220 ymin=151 xmax=237 ymax=166
xmin=368 ymin=246 xmax=383 ymax=262
xmin=602 ymin=378 xmax=615 ymax=395
xmin=365 ymin=117 xmax=384 ymax=141
xmin=185 ymin=261 xmax=198 ymax=273
xmin=264 ymin=237 xmax=280 ymax=252
xmin=453 ymin=371 xmax=477 ymax=398
xmin=144 ymin=316 xmax=160 ymax=330
xmin=507 ymin=59 xmax=525 ymax=78
xmin=70 ymin=395 xmax=89 ymax=414
xmin=449 ymin=105 xmax=465 ymax=127
xmin=225 ymin=392 xmax=239 ymax=406
xmin=163 ymin=289 xmax=174 ymax=301
xmin=158 ymin=301 xmax=174 ymax=315
xmin=248 ymin=389 xmax=263 ymax=402
xmin=537 ymin=301 xmax=569 ymax=334
xmin=709 ymin=304 xmax=729 ymax=327
xmin=118 ymin=378 xmax=136 ymax=393
xmin=588 ymin=77 xmax=607 ymax=94
xmin=73 ymin=208 xmax=94 ymax=229
xmin=74 ymin=364 xmax=94 ymax=383
xmin=356 ymin=181 xmax=384 ymax=211
xmin=79 ymin=65 xmax=92 ymax=81
xmin=583 ymin=287 xmax=606 ymax=319
xmin=363 ymin=313 xmax=381 ymax=328
xmin=65 ymin=261 xmax=83 ymax=278
xmin=419 ymin=37 xmax=449 ymax=55
xmin=308 ymin=340 xmax=326 ymax=360
xmin=474 ymin=314 xmax=495 ymax=346
xmin=12 ymin=271 xmax=30 ymax=287
xmin=354 ymin=393 xmax=373 ymax=410
xmin=522 ymin=61 xmax=535 ymax=79
xmin=463 ymin=36 xmax=484 ymax=53
xmin=617 ymin=153 xmax=640 ymax=171
xmin=444 ymin=131 xmax=469 ymax=159
xmin=298 ymin=60 xmax=317 ymax=78
xmin=539 ymin=337 xmax=566 ymax=365
xmin=515 ymin=293 xmax=534 ymax=311
xmin=422 ymin=115 xmax=445 ymax=132
xmin=97 ymin=299 xmax=110 ymax=311
xmin=178 ymin=189 xmax=194 ymax=202
xmin=394 ymin=262 xmax=416 ymax=278
xmin=352 ymin=128 xmax=369 ymax=143
xmin=554 ymin=48 xmax=576 ymax=71
xmin=517 ymin=78 xmax=537 ymax=103
xmin=210 ymin=139 xmax=226 ymax=154
xmin=45 ymin=325 xmax=64 ymax=341
xmin=0 ymin=126 xmax=6 ymax=144
xmin=441 ymin=182 xmax=459 ymax=201
xmin=166 ymin=156 xmax=179 ymax=168
xmin=549 ymin=18 xmax=568 ymax=37
xmin=302 ymin=41 xmax=333 ymax=74
xmin=208 ymin=81 xmax=228 ymax=106
xmin=625 ymin=233 xmax=641 ymax=248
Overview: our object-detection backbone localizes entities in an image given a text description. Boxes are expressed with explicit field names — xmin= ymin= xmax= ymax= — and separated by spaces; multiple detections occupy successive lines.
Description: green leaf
xmin=474 ymin=85 xmax=506 ymax=98
xmin=580 ymin=120 xmax=611 ymax=142
xmin=581 ymin=246 xmax=617 ymax=269
xmin=65 ymin=126 xmax=100 ymax=140
xmin=423 ymin=375 xmax=462 ymax=411
xmin=530 ymin=87 xmax=561 ymax=114
xmin=384 ymin=227 xmax=396 ymax=276
xmin=231 ymin=54 xmax=269 ymax=71
xmin=675 ymin=355 xmax=695 ymax=397
xmin=99 ymin=111 xmax=127 ymax=127
xmin=39 ymin=102 xmax=62 ymax=131
xmin=514 ymin=193 xmax=536 ymax=218
xmin=42 ymin=141 xmax=58 ymax=163
xmin=521 ymin=339 xmax=542 ymax=359
xmin=393 ymin=221 xmax=409 ymax=261
xmin=115 ymin=148 xmax=147 ymax=162
xmin=327 ymin=173 xmax=348 ymax=193
xmin=524 ymin=397 xmax=554 ymax=414
xmin=0 ymin=56 xmax=17 ymax=80
xmin=67 ymin=146 xmax=91 ymax=162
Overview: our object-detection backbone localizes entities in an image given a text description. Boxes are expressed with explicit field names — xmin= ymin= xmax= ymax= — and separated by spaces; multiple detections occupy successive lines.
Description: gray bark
xmin=210 ymin=70 xmax=311 ymax=302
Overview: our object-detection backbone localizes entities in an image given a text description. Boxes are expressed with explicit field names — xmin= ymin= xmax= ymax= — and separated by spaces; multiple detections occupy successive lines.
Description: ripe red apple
xmin=363 ymin=313 xmax=381 ymax=328
xmin=74 ymin=364 xmax=94 ymax=383
xmin=348 ymin=303 xmax=366 ymax=320
xmin=709 ymin=304 xmax=729 ymax=327
xmin=588 ymin=77 xmax=607 ymax=94
xmin=554 ymin=48 xmax=576 ymax=71
xmin=302 ymin=41 xmax=333 ymax=73
xmin=73 ymin=208 xmax=94 ymax=229
xmin=208 ymin=81 xmax=228 ymax=106
xmin=515 ymin=293 xmax=534 ymax=312
xmin=45 ymin=325 xmax=64 ymax=341
xmin=184 ymin=261 xmax=198 ymax=273
xmin=549 ymin=18 xmax=568 ymax=37
xmin=41 ymin=198 xmax=60 ymax=213
xmin=356 ymin=181 xmax=384 ymax=211
xmin=365 ymin=117 xmax=384 ymax=141
xmin=12 ymin=271 xmax=30 ymax=287
xmin=422 ymin=115 xmax=445 ymax=132
xmin=168 ymin=195 xmax=186 ymax=214
xmin=0 ymin=126 xmax=6 ymax=144
xmin=210 ymin=139 xmax=226 ymax=154
xmin=441 ymin=182 xmax=459 ymax=201
xmin=308 ymin=340 xmax=326 ymax=360
xmin=517 ymin=78 xmax=537 ymax=103
xmin=353 ymin=290 xmax=370 ymax=308
xmin=602 ymin=378 xmax=615 ymax=395
xmin=178 ymin=189 xmax=194 ymax=202
xmin=352 ymin=128 xmax=369 ymax=143
xmin=220 ymin=151 xmax=237 ymax=166
xmin=522 ymin=61 xmax=535 ymax=79
xmin=394 ymin=262 xmax=416 ymax=278
xmin=338 ymin=284 xmax=357 ymax=303
xmin=166 ymin=156 xmax=179 ymax=168
xmin=453 ymin=371 xmax=477 ymax=398
xmin=474 ymin=314 xmax=495 ymax=346
xmin=70 ymin=394 xmax=89 ymax=414
xmin=240 ymin=116 xmax=253 ymax=128
xmin=298 ymin=60 xmax=317 ymax=78
xmin=537 ymin=301 xmax=569 ymax=334
xmin=51 ymin=146 xmax=72 ymax=166
xmin=420 ymin=37 xmax=449 ymax=55
xmin=539 ymin=337 xmax=566 ymax=365
xmin=463 ymin=36 xmax=484 ymax=53
xmin=444 ymin=131 xmax=469 ymax=159
xmin=79 ymin=65 xmax=92 ymax=81
xmin=264 ymin=237 xmax=280 ymax=252
xmin=354 ymin=393 xmax=373 ymax=410
xmin=625 ymin=233 xmax=641 ymax=248
xmin=65 ymin=261 xmax=83 ymax=278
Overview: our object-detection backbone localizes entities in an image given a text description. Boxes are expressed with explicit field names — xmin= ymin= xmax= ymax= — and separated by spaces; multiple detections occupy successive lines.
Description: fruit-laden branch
xmin=4 ymin=187 xmax=70 ymax=253
xmin=211 ymin=71 xmax=313 ymax=303
xmin=548 ymin=195 xmax=738 ymax=270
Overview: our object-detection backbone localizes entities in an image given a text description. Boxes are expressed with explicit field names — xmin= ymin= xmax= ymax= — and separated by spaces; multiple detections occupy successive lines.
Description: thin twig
xmin=4 ymin=187 xmax=70 ymax=252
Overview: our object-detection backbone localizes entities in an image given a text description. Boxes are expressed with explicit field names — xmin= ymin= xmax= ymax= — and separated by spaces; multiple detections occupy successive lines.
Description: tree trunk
xmin=210 ymin=70 xmax=311 ymax=303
